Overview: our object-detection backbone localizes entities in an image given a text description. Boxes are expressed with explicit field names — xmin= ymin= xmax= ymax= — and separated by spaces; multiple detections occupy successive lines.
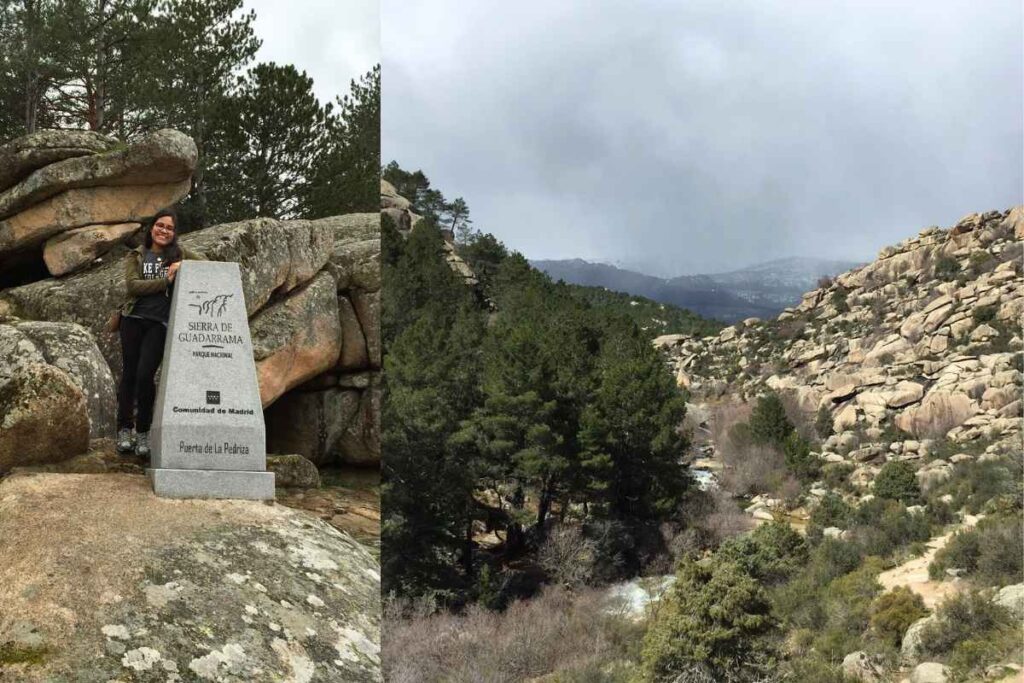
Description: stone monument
xmin=148 ymin=260 xmax=275 ymax=499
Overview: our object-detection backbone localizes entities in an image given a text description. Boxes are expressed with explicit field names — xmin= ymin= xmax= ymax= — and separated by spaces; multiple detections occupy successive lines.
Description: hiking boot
xmin=116 ymin=428 xmax=134 ymax=454
xmin=135 ymin=431 xmax=151 ymax=459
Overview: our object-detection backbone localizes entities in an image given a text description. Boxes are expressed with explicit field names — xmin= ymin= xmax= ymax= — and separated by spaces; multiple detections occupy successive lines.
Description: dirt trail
xmin=877 ymin=514 xmax=981 ymax=609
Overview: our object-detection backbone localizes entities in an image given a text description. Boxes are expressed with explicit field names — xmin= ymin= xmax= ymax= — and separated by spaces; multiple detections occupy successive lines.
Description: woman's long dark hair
xmin=143 ymin=207 xmax=183 ymax=262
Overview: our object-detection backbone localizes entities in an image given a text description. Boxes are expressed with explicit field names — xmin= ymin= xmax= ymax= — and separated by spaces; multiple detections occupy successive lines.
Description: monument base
xmin=148 ymin=468 xmax=276 ymax=500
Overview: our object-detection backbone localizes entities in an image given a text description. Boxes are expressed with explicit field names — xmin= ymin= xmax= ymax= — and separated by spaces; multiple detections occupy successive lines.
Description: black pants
xmin=117 ymin=316 xmax=167 ymax=433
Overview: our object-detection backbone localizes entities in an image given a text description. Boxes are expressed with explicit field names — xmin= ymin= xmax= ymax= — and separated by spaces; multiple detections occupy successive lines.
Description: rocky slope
xmin=0 ymin=129 xmax=380 ymax=473
xmin=659 ymin=208 xmax=1022 ymax=475
xmin=380 ymin=179 xmax=479 ymax=289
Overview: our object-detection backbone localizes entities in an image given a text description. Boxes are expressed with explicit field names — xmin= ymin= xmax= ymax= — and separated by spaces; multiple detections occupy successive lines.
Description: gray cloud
xmin=244 ymin=0 xmax=379 ymax=106
xmin=383 ymin=1 xmax=1022 ymax=275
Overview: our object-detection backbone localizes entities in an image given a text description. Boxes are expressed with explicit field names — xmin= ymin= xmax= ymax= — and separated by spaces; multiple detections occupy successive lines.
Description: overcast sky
xmin=383 ymin=1 xmax=1023 ymax=276
xmin=243 ymin=0 xmax=379 ymax=106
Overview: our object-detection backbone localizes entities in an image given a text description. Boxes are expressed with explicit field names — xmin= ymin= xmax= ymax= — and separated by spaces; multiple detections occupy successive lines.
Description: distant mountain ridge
xmin=531 ymin=256 xmax=862 ymax=323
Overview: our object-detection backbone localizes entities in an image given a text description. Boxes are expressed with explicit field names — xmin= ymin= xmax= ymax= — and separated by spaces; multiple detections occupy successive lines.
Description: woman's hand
xmin=167 ymin=262 xmax=182 ymax=282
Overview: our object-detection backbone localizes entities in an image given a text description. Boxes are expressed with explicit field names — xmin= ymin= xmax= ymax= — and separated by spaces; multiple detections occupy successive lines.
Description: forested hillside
xmin=381 ymin=168 xmax=719 ymax=609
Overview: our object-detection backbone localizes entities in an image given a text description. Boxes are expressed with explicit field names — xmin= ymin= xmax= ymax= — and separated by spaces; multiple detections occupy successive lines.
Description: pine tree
xmin=304 ymin=65 xmax=380 ymax=217
xmin=205 ymin=62 xmax=327 ymax=222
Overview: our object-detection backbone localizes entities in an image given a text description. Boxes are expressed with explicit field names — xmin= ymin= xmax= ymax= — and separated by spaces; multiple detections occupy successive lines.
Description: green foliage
xmin=303 ymin=65 xmax=381 ymax=217
xmin=933 ymin=256 xmax=961 ymax=281
xmin=578 ymin=330 xmax=690 ymax=521
xmin=716 ymin=521 xmax=808 ymax=585
xmin=972 ymin=305 xmax=997 ymax=324
xmin=869 ymin=587 xmax=927 ymax=648
xmin=810 ymin=493 xmax=854 ymax=531
xmin=850 ymin=497 xmax=931 ymax=557
xmin=920 ymin=589 xmax=1019 ymax=678
xmin=457 ymin=232 xmax=508 ymax=296
xmin=929 ymin=454 xmax=1022 ymax=514
xmin=205 ymin=62 xmax=327 ymax=221
xmin=382 ymin=222 xmax=486 ymax=598
xmin=474 ymin=564 xmax=504 ymax=610
xmin=815 ymin=405 xmax=833 ymax=440
xmin=382 ymin=167 xmax=703 ymax=601
xmin=560 ymin=284 xmax=722 ymax=338
xmin=821 ymin=462 xmax=855 ymax=492
xmin=929 ymin=514 xmax=1024 ymax=586
xmin=748 ymin=392 xmax=794 ymax=446
xmin=783 ymin=432 xmax=821 ymax=483
xmin=640 ymin=558 xmax=777 ymax=681
xmin=873 ymin=461 xmax=921 ymax=504
xmin=967 ymin=250 xmax=994 ymax=273
xmin=831 ymin=287 xmax=850 ymax=313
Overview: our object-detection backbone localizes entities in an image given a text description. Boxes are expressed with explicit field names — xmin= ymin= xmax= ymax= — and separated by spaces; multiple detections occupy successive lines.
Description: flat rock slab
xmin=0 ymin=179 xmax=190 ymax=256
xmin=0 ymin=472 xmax=380 ymax=682
xmin=0 ymin=128 xmax=196 ymax=220
xmin=43 ymin=221 xmax=140 ymax=276
xmin=0 ymin=129 xmax=119 ymax=193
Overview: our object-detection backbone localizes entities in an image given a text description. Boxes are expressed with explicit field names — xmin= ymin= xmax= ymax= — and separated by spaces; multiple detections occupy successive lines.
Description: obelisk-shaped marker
xmin=149 ymin=260 xmax=275 ymax=499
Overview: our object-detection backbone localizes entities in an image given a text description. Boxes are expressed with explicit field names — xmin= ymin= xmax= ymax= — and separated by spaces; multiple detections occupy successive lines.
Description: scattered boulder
xmin=895 ymin=391 xmax=976 ymax=438
xmin=841 ymin=650 xmax=883 ymax=682
xmin=0 ymin=363 xmax=89 ymax=473
xmin=901 ymin=614 xmax=937 ymax=664
xmin=1 ymin=320 xmax=116 ymax=437
xmin=994 ymin=583 xmax=1024 ymax=619
xmin=910 ymin=662 xmax=950 ymax=683
xmin=337 ymin=295 xmax=370 ymax=370
xmin=266 ymin=454 xmax=321 ymax=488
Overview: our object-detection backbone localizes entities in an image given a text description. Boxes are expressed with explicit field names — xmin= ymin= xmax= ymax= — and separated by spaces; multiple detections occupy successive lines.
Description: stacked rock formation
xmin=657 ymin=208 xmax=1022 ymax=489
xmin=0 ymin=129 xmax=380 ymax=472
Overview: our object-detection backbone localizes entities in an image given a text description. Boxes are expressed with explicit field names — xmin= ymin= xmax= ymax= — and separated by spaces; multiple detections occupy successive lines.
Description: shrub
xmin=831 ymin=287 xmax=850 ymax=313
xmin=919 ymin=589 xmax=1019 ymax=679
xmin=384 ymin=586 xmax=646 ymax=682
xmin=822 ymin=462 xmax=855 ymax=492
xmin=783 ymin=432 xmax=821 ymax=483
xmin=870 ymin=587 xmax=927 ymax=648
xmin=749 ymin=392 xmax=794 ymax=446
xmin=968 ymin=250 xmax=994 ymax=273
xmin=931 ymin=455 xmax=1022 ymax=514
xmin=717 ymin=521 xmax=808 ymax=585
xmin=933 ymin=256 xmax=960 ymax=281
xmin=850 ymin=498 xmax=931 ymax=557
xmin=929 ymin=515 xmax=1024 ymax=586
xmin=640 ymin=558 xmax=777 ymax=681
xmin=873 ymin=461 xmax=921 ymax=504
xmin=815 ymin=405 xmax=833 ymax=440
xmin=972 ymin=305 xmax=997 ymax=324
xmin=810 ymin=493 xmax=854 ymax=531
xmin=816 ymin=275 xmax=835 ymax=289
xmin=539 ymin=525 xmax=596 ymax=588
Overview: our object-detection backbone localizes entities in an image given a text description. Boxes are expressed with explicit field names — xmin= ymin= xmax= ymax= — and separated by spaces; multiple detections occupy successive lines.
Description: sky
xmin=243 ymin=0 xmax=380 ymax=106
xmin=383 ymin=1 xmax=1023 ymax=276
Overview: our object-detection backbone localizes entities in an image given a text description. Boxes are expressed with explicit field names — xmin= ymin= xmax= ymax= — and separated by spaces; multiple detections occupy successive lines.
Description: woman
xmin=116 ymin=207 xmax=205 ymax=458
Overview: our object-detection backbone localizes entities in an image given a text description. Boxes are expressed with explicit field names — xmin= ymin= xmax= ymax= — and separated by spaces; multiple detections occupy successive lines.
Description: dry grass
xmin=383 ymin=587 xmax=643 ymax=682
xmin=712 ymin=402 xmax=800 ymax=500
